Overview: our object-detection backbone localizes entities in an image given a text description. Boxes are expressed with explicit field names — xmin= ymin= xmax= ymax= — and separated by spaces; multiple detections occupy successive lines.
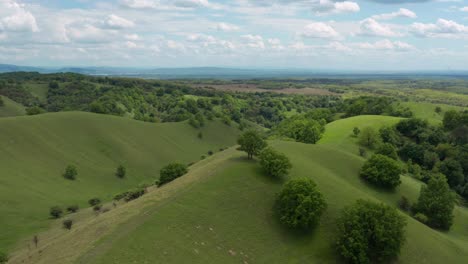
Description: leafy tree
xmin=26 ymin=106 xmax=45 ymax=115
xmin=63 ymin=165 xmax=78 ymax=180
xmin=358 ymin=127 xmax=379 ymax=149
xmin=398 ymin=196 xmax=411 ymax=212
xmin=360 ymin=154 xmax=402 ymax=189
xmin=50 ymin=206 xmax=63 ymax=219
xmin=63 ymin=219 xmax=73 ymax=230
xmin=115 ymin=165 xmax=126 ymax=179
xmin=159 ymin=163 xmax=188 ymax=186
xmin=353 ymin=127 xmax=360 ymax=137
xmin=438 ymin=159 xmax=464 ymax=188
xmin=66 ymin=205 xmax=79 ymax=213
xmin=276 ymin=178 xmax=327 ymax=229
xmin=396 ymin=118 xmax=428 ymax=139
xmin=259 ymin=147 xmax=292 ymax=178
xmin=88 ymin=198 xmax=101 ymax=206
xmin=398 ymin=142 xmax=425 ymax=165
xmin=379 ymin=126 xmax=401 ymax=146
xmin=435 ymin=106 xmax=442 ymax=114
xmin=423 ymin=150 xmax=439 ymax=170
xmin=443 ymin=110 xmax=461 ymax=131
xmin=237 ymin=130 xmax=267 ymax=159
xmin=336 ymin=200 xmax=406 ymax=264
xmin=415 ymin=173 xmax=455 ymax=230
xmin=375 ymin=143 xmax=398 ymax=160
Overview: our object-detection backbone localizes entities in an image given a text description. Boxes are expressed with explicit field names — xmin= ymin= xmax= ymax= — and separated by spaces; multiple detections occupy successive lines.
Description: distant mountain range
xmin=1 ymin=64 xmax=468 ymax=79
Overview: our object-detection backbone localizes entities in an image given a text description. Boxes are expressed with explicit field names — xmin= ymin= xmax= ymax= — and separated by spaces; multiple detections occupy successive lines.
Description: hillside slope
xmin=0 ymin=96 xmax=26 ymax=117
xmin=10 ymin=142 xmax=468 ymax=264
xmin=0 ymin=112 xmax=239 ymax=251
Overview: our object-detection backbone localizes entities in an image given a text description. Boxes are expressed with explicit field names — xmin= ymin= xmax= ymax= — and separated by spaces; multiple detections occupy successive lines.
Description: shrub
xmin=375 ymin=143 xmax=398 ymax=160
xmin=358 ymin=127 xmax=379 ymax=149
xmin=237 ymin=130 xmax=267 ymax=159
xmin=26 ymin=106 xmax=45 ymax=115
xmin=207 ymin=150 xmax=214 ymax=155
xmin=88 ymin=198 xmax=101 ymax=206
xmin=62 ymin=219 xmax=73 ymax=230
xmin=336 ymin=200 xmax=406 ymax=264
xmin=63 ymin=165 xmax=78 ymax=180
xmin=66 ymin=205 xmax=79 ymax=213
xmin=93 ymin=204 xmax=102 ymax=212
xmin=438 ymin=159 xmax=464 ymax=188
xmin=276 ymin=178 xmax=327 ymax=229
xmin=198 ymin=131 xmax=203 ymax=139
xmin=358 ymin=147 xmax=366 ymax=157
xmin=353 ymin=127 xmax=360 ymax=137
xmin=124 ymin=188 xmax=145 ymax=202
xmin=360 ymin=154 xmax=402 ymax=189
xmin=259 ymin=147 xmax=292 ymax=178
xmin=200 ymin=155 xmax=206 ymax=160
xmin=159 ymin=163 xmax=188 ymax=186
xmin=398 ymin=196 xmax=411 ymax=212
xmin=414 ymin=213 xmax=428 ymax=224
xmin=414 ymin=173 xmax=455 ymax=230
xmin=0 ymin=251 xmax=8 ymax=264
xmin=50 ymin=206 xmax=63 ymax=219
xmin=115 ymin=165 xmax=126 ymax=178
xmin=114 ymin=191 xmax=130 ymax=201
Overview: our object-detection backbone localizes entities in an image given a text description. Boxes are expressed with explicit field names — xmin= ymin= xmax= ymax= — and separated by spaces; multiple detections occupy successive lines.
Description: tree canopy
xmin=360 ymin=154 xmax=402 ymax=189
xmin=258 ymin=147 xmax=292 ymax=178
xmin=237 ymin=130 xmax=267 ymax=159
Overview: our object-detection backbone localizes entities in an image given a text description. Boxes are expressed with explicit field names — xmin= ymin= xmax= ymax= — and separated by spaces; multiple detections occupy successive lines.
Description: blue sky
xmin=0 ymin=0 xmax=467 ymax=70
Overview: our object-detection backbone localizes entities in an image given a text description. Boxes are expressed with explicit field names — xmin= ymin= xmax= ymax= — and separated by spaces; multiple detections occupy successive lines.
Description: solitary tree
xmin=276 ymin=178 xmax=327 ymax=229
xmin=336 ymin=200 xmax=406 ymax=264
xmin=259 ymin=147 xmax=292 ymax=178
xmin=63 ymin=165 xmax=78 ymax=180
xmin=359 ymin=127 xmax=379 ymax=148
xmin=237 ymin=130 xmax=267 ymax=159
xmin=415 ymin=173 xmax=455 ymax=230
xmin=360 ymin=154 xmax=402 ymax=189
xmin=115 ymin=165 xmax=126 ymax=179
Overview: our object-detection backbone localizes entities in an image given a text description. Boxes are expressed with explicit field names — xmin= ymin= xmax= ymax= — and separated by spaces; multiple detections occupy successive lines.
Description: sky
xmin=0 ymin=0 xmax=468 ymax=70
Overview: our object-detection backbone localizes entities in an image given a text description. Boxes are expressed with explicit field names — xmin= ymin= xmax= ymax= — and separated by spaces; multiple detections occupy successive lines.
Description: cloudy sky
xmin=0 ymin=0 xmax=468 ymax=70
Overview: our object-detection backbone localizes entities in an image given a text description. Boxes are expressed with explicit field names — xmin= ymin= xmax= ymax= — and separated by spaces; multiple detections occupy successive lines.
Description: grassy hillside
xmin=0 ymin=112 xmax=239 ymax=252
xmin=401 ymin=102 xmax=465 ymax=124
xmin=0 ymin=96 xmax=25 ymax=117
xmin=10 ymin=142 xmax=468 ymax=264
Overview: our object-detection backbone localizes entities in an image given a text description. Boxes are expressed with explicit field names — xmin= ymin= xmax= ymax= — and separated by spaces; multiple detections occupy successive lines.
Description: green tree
xmin=237 ymin=130 xmax=267 ymax=159
xmin=360 ymin=154 xmax=402 ymax=189
xmin=88 ymin=198 xmax=101 ymax=206
xmin=63 ymin=219 xmax=73 ymax=230
xmin=352 ymin=127 xmax=360 ymax=137
xmin=443 ymin=110 xmax=461 ymax=130
xmin=26 ymin=106 xmax=45 ymax=115
xmin=379 ymin=126 xmax=401 ymax=146
xmin=63 ymin=165 xmax=77 ymax=180
xmin=415 ymin=173 xmax=455 ymax=230
xmin=438 ymin=159 xmax=464 ymax=188
xmin=359 ymin=127 xmax=379 ymax=148
xmin=259 ymin=147 xmax=292 ymax=178
xmin=375 ymin=143 xmax=398 ymax=160
xmin=50 ymin=206 xmax=63 ymax=219
xmin=159 ymin=163 xmax=188 ymax=186
xmin=115 ymin=165 xmax=126 ymax=179
xmin=336 ymin=200 xmax=406 ymax=264
xmin=276 ymin=178 xmax=327 ymax=229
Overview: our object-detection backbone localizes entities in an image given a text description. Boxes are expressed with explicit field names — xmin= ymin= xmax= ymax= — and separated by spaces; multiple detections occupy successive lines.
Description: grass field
xmin=10 ymin=142 xmax=468 ymax=264
xmin=401 ymin=102 xmax=465 ymax=124
xmin=0 ymin=96 xmax=26 ymax=117
xmin=0 ymin=112 xmax=239 ymax=252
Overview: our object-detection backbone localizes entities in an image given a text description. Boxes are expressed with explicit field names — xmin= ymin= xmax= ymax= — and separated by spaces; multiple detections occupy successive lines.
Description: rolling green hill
xmin=9 ymin=142 xmax=468 ymax=264
xmin=0 ymin=96 xmax=26 ymax=117
xmin=0 ymin=112 xmax=240 ymax=252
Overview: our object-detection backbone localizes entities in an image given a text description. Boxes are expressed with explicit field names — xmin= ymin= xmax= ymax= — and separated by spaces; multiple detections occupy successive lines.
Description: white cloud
xmin=371 ymin=8 xmax=417 ymax=20
xmin=460 ymin=7 xmax=468 ymax=12
xmin=216 ymin=22 xmax=239 ymax=32
xmin=0 ymin=0 xmax=38 ymax=32
xmin=104 ymin=14 xmax=134 ymax=30
xmin=356 ymin=39 xmax=414 ymax=51
xmin=359 ymin=18 xmax=401 ymax=37
xmin=242 ymin=34 xmax=265 ymax=49
xmin=120 ymin=0 xmax=158 ymax=9
xmin=300 ymin=22 xmax=340 ymax=39
xmin=66 ymin=24 xmax=116 ymax=43
xmin=326 ymin=41 xmax=351 ymax=52
xmin=410 ymin=18 xmax=468 ymax=38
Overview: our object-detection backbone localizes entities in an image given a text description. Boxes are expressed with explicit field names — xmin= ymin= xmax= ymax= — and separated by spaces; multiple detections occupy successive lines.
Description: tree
xmin=438 ymin=159 xmax=464 ymax=189
xmin=0 ymin=251 xmax=8 ymax=264
xmin=358 ymin=127 xmax=379 ymax=148
xmin=63 ymin=165 xmax=77 ymax=180
xmin=276 ymin=178 xmax=327 ymax=229
xmin=352 ymin=127 xmax=360 ymax=137
xmin=336 ymin=200 xmax=406 ymax=264
xmin=115 ymin=165 xmax=126 ymax=178
xmin=398 ymin=142 xmax=425 ymax=165
xmin=159 ymin=163 xmax=188 ymax=186
xmin=379 ymin=126 xmax=401 ymax=146
xmin=66 ymin=205 xmax=79 ymax=213
xmin=50 ymin=206 xmax=63 ymax=219
xmin=360 ymin=154 xmax=402 ymax=189
xmin=443 ymin=110 xmax=461 ymax=131
xmin=375 ymin=143 xmax=398 ymax=160
xmin=237 ymin=130 xmax=267 ymax=159
xmin=63 ymin=219 xmax=73 ymax=230
xmin=435 ymin=106 xmax=442 ymax=114
xmin=88 ymin=198 xmax=101 ymax=206
xmin=259 ymin=147 xmax=292 ymax=178
xmin=415 ymin=173 xmax=455 ymax=230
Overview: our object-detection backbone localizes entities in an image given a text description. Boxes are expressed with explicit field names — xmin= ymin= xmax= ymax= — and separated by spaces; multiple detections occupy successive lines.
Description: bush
xmin=197 ymin=131 xmax=203 ymax=139
xmin=88 ymin=198 xmax=101 ymax=206
xmin=26 ymin=106 xmax=45 ymax=115
xmin=66 ymin=205 xmax=79 ymax=213
xmin=336 ymin=200 xmax=406 ymax=264
xmin=115 ymin=165 xmax=126 ymax=178
xmin=124 ymin=188 xmax=145 ymax=202
xmin=358 ymin=127 xmax=379 ymax=149
xmin=0 ymin=251 xmax=8 ymax=264
xmin=62 ymin=219 xmax=73 ymax=230
xmin=353 ymin=127 xmax=360 ymax=137
xmin=360 ymin=154 xmax=402 ymax=189
xmin=259 ymin=147 xmax=292 ymax=178
xmin=63 ymin=165 xmax=78 ymax=180
xmin=414 ymin=173 xmax=455 ymax=230
xmin=398 ymin=196 xmax=411 ymax=212
xmin=207 ymin=150 xmax=214 ymax=155
xmin=114 ymin=191 xmax=130 ymax=201
xmin=375 ymin=143 xmax=398 ymax=160
xmin=237 ymin=130 xmax=267 ymax=159
xmin=50 ymin=206 xmax=63 ymax=219
xmin=358 ymin=147 xmax=366 ymax=157
xmin=414 ymin=213 xmax=428 ymax=224
xmin=159 ymin=163 xmax=188 ymax=186
xmin=93 ymin=204 xmax=102 ymax=212
xmin=276 ymin=178 xmax=327 ymax=229
xmin=438 ymin=159 xmax=464 ymax=188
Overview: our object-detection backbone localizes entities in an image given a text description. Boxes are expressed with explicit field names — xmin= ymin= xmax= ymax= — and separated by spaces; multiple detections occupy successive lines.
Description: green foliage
xmin=124 ymin=188 xmax=145 ymax=202
xmin=336 ymin=200 xmax=406 ymax=264
xmin=352 ymin=127 xmax=360 ymax=137
xmin=115 ymin=165 xmax=126 ymax=179
xmin=50 ymin=206 xmax=63 ymax=219
xmin=26 ymin=106 xmax=45 ymax=115
xmin=93 ymin=204 xmax=102 ymax=212
xmin=0 ymin=251 xmax=8 ymax=263
xmin=343 ymin=96 xmax=395 ymax=117
xmin=277 ymin=116 xmax=324 ymax=144
xmin=414 ymin=213 xmax=428 ymax=224
xmin=237 ymin=130 xmax=267 ymax=159
xmin=159 ymin=163 xmax=188 ymax=186
xmin=438 ymin=159 xmax=464 ymax=188
xmin=258 ymin=147 xmax=292 ymax=178
xmin=63 ymin=219 xmax=73 ymax=230
xmin=398 ymin=196 xmax=411 ymax=212
xmin=88 ymin=198 xmax=101 ymax=206
xmin=415 ymin=173 xmax=455 ymax=230
xmin=358 ymin=127 xmax=379 ymax=149
xmin=276 ymin=178 xmax=327 ymax=229
xmin=63 ymin=165 xmax=78 ymax=180
xmin=0 ymin=96 xmax=4 ymax=107
xmin=398 ymin=142 xmax=425 ymax=165
xmin=66 ymin=205 xmax=79 ymax=213
xmin=443 ymin=110 xmax=468 ymax=131
xmin=379 ymin=125 xmax=401 ymax=146
xmin=375 ymin=143 xmax=398 ymax=160
xmin=360 ymin=154 xmax=402 ymax=189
